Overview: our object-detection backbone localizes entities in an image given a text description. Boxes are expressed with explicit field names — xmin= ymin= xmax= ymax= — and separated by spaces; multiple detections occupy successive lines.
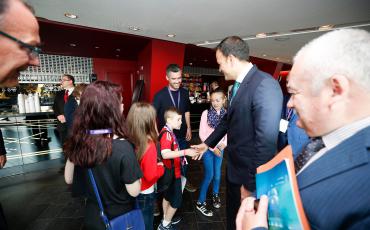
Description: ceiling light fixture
xmin=64 ymin=13 xmax=78 ymax=19
xmin=255 ymin=33 xmax=267 ymax=38
xmin=318 ymin=24 xmax=334 ymax=31
xmin=196 ymin=22 xmax=370 ymax=47
xmin=167 ymin=34 xmax=176 ymax=38
xmin=128 ymin=26 xmax=141 ymax=31
xmin=94 ymin=46 xmax=100 ymax=49
xmin=262 ymin=54 xmax=267 ymax=57
xmin=116 ymin=54 xmax=120 ymax=57
xmin=274 ymin=36 xmax=290 ymax=41
xmin=116 ymin=48 xmax=121 ymax=52
xmin=69 ymin=43 xmax=76 ymax=47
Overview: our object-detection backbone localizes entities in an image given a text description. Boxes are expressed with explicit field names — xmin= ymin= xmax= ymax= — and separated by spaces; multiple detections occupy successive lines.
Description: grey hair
xmin=294 ymin=29 xmax=370 ymax=93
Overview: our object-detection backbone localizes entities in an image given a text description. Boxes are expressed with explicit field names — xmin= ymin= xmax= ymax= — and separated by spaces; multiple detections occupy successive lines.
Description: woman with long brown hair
xmin=64 ymin=81 xmax=142 ymax=230
xmin=126 ymin=102 xmax=164 ymax=230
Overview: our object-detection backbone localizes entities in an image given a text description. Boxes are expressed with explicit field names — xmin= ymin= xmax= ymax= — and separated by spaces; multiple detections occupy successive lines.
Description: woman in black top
xmin=64 ymin=81 xmax=142 ymax=230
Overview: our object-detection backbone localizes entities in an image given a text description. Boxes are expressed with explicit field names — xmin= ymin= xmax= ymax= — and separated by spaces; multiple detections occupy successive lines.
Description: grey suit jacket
xmin=205 ymin=65 xmax=283 ymax=190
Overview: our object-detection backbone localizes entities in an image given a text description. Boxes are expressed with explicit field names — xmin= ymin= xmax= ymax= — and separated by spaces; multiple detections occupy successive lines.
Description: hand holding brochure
xmin=256 ymin=145 xmax=310 ymax=230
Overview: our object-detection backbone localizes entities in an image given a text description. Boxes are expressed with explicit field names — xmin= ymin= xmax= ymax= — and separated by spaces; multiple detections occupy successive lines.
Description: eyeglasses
xmin=0 ymin=30 xmax=42 ymax=58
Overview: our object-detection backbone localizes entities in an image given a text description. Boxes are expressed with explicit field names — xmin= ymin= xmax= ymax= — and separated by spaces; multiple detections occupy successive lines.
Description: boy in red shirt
xmin=158 ymin=107 xmax=198 ymax=230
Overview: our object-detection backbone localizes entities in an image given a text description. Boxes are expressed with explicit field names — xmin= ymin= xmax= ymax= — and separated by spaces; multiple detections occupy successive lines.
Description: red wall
xmin=93 ymin=58 xmax=138 ymax=114
xmin=149 ymin=40 xmax=185 ymax=102
xmin=138 ymin=42 xmax=152 ymax=102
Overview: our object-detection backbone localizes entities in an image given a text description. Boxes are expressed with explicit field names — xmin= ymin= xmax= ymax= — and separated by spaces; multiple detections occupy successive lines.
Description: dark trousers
xmin=0 ymin=203 xmax=8 ymax=230
xmin=226 ymin=176 xmax=241 ymax=230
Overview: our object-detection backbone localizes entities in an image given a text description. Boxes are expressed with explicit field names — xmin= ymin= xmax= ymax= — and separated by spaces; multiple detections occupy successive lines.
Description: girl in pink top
xmin=196 ymin=88 xmax=227 ymax=217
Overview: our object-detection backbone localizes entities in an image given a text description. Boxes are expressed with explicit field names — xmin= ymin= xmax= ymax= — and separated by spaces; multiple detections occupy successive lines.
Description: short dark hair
xmin=166 ymin=64 xmax=181 ymax=76
xmin=64 ymin=81 xmax=127 ymax=168
xmin=216 ymin=36 xmax=249 ymax=61
xmin=64 ymin=74 xmax=75 ymax=85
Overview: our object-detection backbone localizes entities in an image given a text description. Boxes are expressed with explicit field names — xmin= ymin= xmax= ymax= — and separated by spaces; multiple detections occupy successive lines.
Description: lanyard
xmin=164 ymin=125 xmax=188 ymax=165
xmin=167 ymin=87 xmax=180 ymax=109
xmin=286 ymin=108 xmax=294 ymax=121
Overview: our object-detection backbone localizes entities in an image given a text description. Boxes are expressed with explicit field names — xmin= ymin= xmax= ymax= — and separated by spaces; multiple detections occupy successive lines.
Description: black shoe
xmin=171 ymin=216 xmax=181 ymax=225
xmin=196 ymin=202 xmax=213 ymax=217
xmin=185 ymin=182 xmax=197 ymax=192
xmin=212 ymin=194 xmax=221 ymax=209
xmin=157 ymin=221 xmax=175 ymax=230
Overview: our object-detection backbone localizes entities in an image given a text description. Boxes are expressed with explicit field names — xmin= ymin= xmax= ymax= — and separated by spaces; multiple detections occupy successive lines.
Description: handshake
xmin=183 ymin=143 xmax=210 ymax=160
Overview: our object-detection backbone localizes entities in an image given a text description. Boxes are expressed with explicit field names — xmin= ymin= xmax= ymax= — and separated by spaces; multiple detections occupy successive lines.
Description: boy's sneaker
xmin=171 ymin=216 xmax=181 ymax=225
xmin=157 ymin=221 xmax=176 ymax=230
xmin=212 ymin=194 xmax=221 ymax=209
xmin=196 ymin=202 xmax=213 ymax=217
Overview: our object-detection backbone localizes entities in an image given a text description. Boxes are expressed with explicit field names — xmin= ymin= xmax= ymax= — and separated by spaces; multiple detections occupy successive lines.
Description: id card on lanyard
xmin=167 ymin=87 xmax=180 ymax=109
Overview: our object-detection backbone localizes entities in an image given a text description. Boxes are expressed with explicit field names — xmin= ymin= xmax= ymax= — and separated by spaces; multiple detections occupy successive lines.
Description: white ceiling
xmin=29 ymin=0 xmax=370 ymax=63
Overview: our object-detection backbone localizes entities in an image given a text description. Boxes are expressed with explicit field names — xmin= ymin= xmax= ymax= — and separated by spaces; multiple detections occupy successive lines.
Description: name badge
xmin=279 ymin=119 xmax=289 ymax=133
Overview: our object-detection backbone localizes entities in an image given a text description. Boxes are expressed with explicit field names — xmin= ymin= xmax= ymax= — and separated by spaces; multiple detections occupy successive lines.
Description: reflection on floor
xmin=1 ymin=116 xmax=62 ymax=168
xmin=0 ymin=157 xmax=228 ymax=229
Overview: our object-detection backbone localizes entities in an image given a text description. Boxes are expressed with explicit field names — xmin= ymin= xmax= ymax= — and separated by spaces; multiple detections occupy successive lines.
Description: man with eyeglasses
xmin=53 ymin=74 xmax=75 ymax=147
xmin=0 ymin=0 xmax=41 ymax=88
xmin=0 ymin=0 xmax=41 ymax=229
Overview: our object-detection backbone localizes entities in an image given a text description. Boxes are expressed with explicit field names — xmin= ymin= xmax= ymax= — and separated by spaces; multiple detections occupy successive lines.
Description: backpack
xmin=156 ymin=129 xmax=175 ymax=193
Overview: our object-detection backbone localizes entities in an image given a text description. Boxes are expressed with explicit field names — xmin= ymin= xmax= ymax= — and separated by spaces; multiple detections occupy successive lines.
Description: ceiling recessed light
xmin=256 ymin=33 xmax=267 ymax=38
xmin=276 ymin=57 xmax=280 ymax=60
xmin=128 ymin=26 xmax=141 ymax=31
xmin=94 ymin=46 xmax=100 ymax=49
xmin=64 ymin=13 xmax=78 ymax=19
xmin=262 ymin=54 xmax=267 ymax=57
xmin=167 ymin=34 xmax=176 ymax=38
xmin=318 ymin=24 xmax=334 ymax=31
xmin=116 ymin=54 xmax=120 ymax=57
xmin=189 ymin=62 xmax=193 ymax=66
xmin=116 ymin=48 xmax=121 ymax=52
xmin=204 ymin=59 xmax=208 ymax=62
xmin=69 ymin=43 xmax=76 ymax=47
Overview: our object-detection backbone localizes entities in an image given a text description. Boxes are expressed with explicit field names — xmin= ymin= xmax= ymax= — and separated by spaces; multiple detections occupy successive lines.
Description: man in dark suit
xmin=53 ymin=74 xmax=75 ymax=145
xmin=237 ymin=29 xmax=370 ymax=230
xmin=193 ymin=36 xmax=283 ymax=230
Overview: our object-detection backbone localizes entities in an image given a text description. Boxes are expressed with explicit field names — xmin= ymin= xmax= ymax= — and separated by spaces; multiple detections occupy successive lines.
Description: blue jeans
xmin=137 ymin=193 xmax=155 ymax=230
xmin=198 ymin=149 xmax=223 ymax=203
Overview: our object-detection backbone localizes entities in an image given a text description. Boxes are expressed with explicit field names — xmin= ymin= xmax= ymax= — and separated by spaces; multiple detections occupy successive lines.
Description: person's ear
xmin=328 ymin=74 xmax=349 ymax=105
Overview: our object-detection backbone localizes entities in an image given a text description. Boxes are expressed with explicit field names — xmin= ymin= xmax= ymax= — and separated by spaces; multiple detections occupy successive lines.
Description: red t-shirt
xmin=139 ymin=141 xmax=165 ymax=191
xmin=159 ymin=127 xmax=182 ymax=179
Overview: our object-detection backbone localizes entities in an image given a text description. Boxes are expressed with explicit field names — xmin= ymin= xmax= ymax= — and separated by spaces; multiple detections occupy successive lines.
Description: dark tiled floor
xmin=0 ymin=156 xmax=228 ymax=230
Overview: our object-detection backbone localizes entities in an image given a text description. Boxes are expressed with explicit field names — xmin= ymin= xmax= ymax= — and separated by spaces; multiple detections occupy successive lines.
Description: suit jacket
xmin=298 ymin=126 xmax=370 ymax=229
xmin=64 ymin=93 xmax=78 ymax=130
xmin=53 ymin=90 xmax=66 ymax=118
xmin=205 ymin=65 xmax=283 ymax=190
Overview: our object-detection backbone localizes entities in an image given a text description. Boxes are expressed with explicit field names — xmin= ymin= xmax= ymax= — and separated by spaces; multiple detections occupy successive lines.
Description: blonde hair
xmin=126 ymin=102 xmax=158 ymax=160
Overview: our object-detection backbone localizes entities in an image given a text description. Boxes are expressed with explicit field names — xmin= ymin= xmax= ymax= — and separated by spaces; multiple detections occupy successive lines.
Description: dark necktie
xmin=294 ymin=137 xmax=325 ymax=173
xmin=230 ymin=81 xmax=240 ymax=102
xmin=64 ymin=90 xmax=69 ymax=103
